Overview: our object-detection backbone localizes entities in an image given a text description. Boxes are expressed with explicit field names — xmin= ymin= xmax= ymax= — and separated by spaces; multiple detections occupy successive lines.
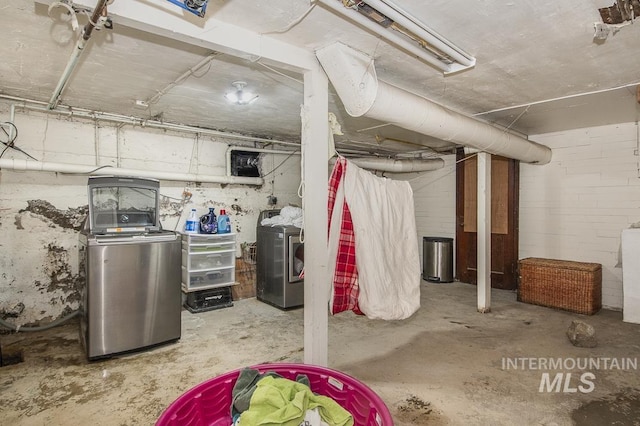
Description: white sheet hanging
xmin=343 ymin=160 xmax=421 ymax=320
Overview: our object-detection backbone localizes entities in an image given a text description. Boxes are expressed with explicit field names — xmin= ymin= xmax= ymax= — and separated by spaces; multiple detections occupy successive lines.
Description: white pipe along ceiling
xmin=47 ymin=0 xmax=110 ymax=109
xmin=316 ymin=42 xmax=553 ymax=165
xmin=335 ymin=156 xmax=444 ymax=173
xmin=2 ymin=97 xmax=300 ymax=148
xmin=0 ymin=158 xmax=264 ymax=185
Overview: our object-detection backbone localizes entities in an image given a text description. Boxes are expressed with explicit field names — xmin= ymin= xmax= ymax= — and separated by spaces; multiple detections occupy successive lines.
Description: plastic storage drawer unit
xmin=181 ymin=233 xmax=236 ymax=293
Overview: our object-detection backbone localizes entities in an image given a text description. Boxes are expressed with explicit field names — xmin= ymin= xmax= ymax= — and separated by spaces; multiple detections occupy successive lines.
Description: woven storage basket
xmin=518 ymin=257 xmax=602 ymax=315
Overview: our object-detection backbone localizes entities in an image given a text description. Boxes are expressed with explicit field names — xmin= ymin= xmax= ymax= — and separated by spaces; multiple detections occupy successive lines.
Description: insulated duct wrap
xmin=336 ymin=157 xmax=444 ymax=173
xmin=316 ymin=42 xmax=552 ymax=165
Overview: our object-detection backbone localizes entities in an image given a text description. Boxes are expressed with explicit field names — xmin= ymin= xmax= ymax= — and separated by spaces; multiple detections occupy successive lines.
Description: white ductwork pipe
xmin=316 ymin=42 xmax=552 ymax=165
xmin=0 ymin=158 xmax=264 ymax=185
xmin=341 ymin=156 xmax=444 ymax=173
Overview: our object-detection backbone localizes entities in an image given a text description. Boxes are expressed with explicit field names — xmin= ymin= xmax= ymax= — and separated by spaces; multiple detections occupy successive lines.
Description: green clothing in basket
xmin=239 ymin=376 xmax=354 ymax=426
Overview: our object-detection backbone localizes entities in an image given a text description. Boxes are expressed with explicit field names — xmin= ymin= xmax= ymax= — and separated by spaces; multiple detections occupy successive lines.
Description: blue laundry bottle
xmin=199 ymin=207 xmax=218 ymax=234
xmin=217 ymin=209 xmax=231 ymax=234
xmin=184 ymin=208 xmax=199 ymax=234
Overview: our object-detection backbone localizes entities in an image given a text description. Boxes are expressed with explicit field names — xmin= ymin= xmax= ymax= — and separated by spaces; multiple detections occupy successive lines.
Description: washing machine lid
xmin=86 ymin=176 xmax=161 ymax=234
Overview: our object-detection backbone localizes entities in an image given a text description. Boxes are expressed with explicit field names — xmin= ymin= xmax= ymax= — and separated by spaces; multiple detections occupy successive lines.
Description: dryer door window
xmin=288 ymin=235 xmax=304 ymax=283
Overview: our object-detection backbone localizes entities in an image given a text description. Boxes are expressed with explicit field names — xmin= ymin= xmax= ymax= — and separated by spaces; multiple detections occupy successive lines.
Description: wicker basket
xmin=518 ymin=257 xmax=602 ymax=315
xmin=241 ymin=242 xmax=257 ymax=265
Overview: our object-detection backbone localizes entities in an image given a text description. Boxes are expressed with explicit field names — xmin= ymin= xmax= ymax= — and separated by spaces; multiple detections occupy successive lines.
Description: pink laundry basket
xmin=156 ymin=363 xmax=393 ymax=426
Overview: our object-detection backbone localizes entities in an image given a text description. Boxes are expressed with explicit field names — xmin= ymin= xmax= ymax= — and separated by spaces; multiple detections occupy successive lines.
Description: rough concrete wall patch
xmin=4 ymin=201 xmax=86 ymax=323
xmin=14 ymin=214 xmax=24 ymax=230
xmin=19 ymin=200 xmax=88 ymax=231
xmin=40 ymin=244 xmax=82 ymax=306
xmin=159 ymin=197 xmax=184 ymax=219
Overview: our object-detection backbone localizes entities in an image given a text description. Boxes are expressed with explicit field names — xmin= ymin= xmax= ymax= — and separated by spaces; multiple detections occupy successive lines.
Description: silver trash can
xmin=423 ymin=237 xmax=454 ymax=283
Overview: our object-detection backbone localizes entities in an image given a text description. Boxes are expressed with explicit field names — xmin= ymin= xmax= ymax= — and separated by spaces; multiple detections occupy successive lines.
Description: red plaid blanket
xmin=328 ymin=158 xmax=362 ymax=315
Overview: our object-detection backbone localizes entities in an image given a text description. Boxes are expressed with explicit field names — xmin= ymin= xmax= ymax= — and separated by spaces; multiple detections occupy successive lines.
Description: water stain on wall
xmin=19 ymin=200 xmax=88 ymax=231
xmin=231 ymin=203 xmax=243 ymax=214
xmin=13 ymin=214 xmax=24 ymax=230
xmin=13 ymin=200 xmax=87 ymax=315
xmin=159 ymin=196 xmax=184 ymax=219
xmin=41 ymin=244 xmax=82 ymax=305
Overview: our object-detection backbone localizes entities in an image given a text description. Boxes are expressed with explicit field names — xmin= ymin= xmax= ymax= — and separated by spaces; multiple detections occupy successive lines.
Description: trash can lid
xmin=423 ymin=236 xmax=453 ymax=243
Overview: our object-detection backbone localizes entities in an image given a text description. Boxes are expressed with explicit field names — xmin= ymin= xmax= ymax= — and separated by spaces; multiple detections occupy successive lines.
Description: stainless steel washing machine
xmin=256 ymin=210 xmax=304 ymax=309
xmin=79 ymin=176 xmax=181 ymax=360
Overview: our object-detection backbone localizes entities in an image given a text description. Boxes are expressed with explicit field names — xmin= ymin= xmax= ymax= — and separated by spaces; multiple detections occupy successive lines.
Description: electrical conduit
xmin=48 ymin=0 xmax=111 ymax=109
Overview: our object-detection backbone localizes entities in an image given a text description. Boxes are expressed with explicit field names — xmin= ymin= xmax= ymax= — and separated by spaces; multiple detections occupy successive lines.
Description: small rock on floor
xmin=566 ymin=319 xmax=597 ymax=348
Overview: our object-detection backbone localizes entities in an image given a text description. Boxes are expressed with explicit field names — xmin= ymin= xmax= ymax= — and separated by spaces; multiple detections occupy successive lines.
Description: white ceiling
xmin=2 ymin=0 xmax=639 ymax=156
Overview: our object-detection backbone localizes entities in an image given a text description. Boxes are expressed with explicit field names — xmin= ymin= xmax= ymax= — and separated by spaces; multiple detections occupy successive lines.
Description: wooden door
xmin=455 ymin=149 xmax=519 ymax=290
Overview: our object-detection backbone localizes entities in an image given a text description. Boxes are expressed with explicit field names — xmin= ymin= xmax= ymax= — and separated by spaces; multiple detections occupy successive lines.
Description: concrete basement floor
xmin=2 ymin=281 xmax=640 ymax=425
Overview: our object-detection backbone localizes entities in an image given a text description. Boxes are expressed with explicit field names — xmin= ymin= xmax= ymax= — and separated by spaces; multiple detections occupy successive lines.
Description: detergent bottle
xmin=199 ymin=207 xmax=218 ymax=234
xmin=217 ymin=209 xmax=231 ymax=234
xmin=184 ymin=209 xmax=199 ymax=234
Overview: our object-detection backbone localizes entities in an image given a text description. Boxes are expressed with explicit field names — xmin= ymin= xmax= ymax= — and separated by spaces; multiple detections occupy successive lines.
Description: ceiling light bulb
xmin=225 ymin=81 xmax=259 ymax=105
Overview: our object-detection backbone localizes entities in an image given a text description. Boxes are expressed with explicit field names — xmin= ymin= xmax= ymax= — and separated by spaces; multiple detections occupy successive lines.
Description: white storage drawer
xmin=181 ymin=232 xmax=237 ymax=292
xmin=183 ymin=233 xmax=236 ymax=251
xmin=183 ymin=249 xmax=235 ymax=270
xmin=185 ymin=233 xmax=236 ymax=244
xmin=182 ymin=266 xmax=235 ymax=290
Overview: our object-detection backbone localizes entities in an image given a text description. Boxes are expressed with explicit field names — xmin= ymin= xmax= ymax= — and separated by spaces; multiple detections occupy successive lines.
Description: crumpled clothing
xmin=300 ymin=408 xmax=329 ymax=426
xmin=238 ymin=376 xmax=353 ymax=426
xmin=232 ymin=368 xmax=310 ymax=417
xmin=261 ymin=206 xmax=303 ymax=228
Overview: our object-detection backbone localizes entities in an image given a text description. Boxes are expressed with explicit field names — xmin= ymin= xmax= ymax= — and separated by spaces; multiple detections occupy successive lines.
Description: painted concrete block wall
xmin=411 ymin=123 xmax=638 ymax=311
xmin=522 ymin=123 xmax=640 ymax=310
xmin=409 ymin=154 xmax=458 ymax=273
xmin=0 ymin=107 xmax=302 ymax=325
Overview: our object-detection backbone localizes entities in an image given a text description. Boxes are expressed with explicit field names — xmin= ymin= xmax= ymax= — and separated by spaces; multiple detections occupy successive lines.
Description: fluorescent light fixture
xmin=225 ymin=81 xmax=259 ymax=105
xmin=318 ymin=0 xmax=475 ymax=74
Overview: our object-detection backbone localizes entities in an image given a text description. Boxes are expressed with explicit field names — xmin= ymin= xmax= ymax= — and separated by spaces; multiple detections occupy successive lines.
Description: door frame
xmin=455 ymin=148 xmax=520 ymax=289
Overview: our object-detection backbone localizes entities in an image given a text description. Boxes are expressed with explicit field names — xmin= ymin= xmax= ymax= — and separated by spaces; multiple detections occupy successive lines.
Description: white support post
xmin=302 ymin=68 xmax=329 ymax=366
xmin=477 ymin=152 xmax=492 ymax=313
